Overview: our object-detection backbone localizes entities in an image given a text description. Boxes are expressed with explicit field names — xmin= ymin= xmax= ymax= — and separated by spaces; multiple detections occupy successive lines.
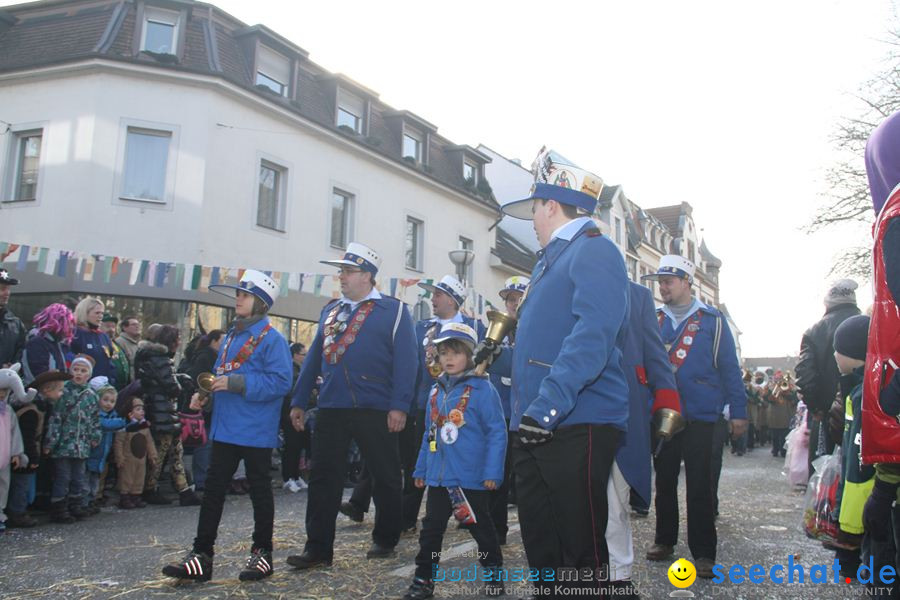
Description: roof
xmin=0 ymin=0 xmax=500 ymax=212
xmin=598 ymin=183 xmax=620 ymax=208
xmin=645 ymin=205 xmax=684 ymax=236
xmin=493 ymin=226 xmax=537 ymax=273
xmin=699 ymin=239 xmax=722 ymax=269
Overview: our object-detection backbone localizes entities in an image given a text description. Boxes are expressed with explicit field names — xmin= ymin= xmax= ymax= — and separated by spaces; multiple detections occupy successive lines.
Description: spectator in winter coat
xmin=22 ymin=303 xmax=75 ymax=385
xmin=70 ymin=297 xmax=117 ymax=387
xmin=134 ymin=324 xmax=199 ymax=507
xmin=115 ymin=316 xmax=142 ymax=368
xmin=0 ymin=269 xmax=26 ymax=368
xmin=83 ymin=377 xmax=126 ymax=511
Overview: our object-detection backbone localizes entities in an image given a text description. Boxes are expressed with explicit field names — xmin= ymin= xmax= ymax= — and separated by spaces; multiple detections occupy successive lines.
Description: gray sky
xmin=3 ymin=0 xmax=892 ymax=356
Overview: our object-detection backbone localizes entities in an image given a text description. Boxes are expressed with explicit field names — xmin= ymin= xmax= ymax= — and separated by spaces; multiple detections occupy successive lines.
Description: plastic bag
xmin=784 ymin=417 xmax=809 ymax=486
xmin=802 ymin=448 xmax=852 ymax=547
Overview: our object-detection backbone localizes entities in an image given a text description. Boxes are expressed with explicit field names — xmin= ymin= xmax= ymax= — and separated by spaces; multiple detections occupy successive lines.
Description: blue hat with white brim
xmin=320 ymin=242 xmax=381 ymax=275
xmin=433 ymin=322 xmax=478 ymax=351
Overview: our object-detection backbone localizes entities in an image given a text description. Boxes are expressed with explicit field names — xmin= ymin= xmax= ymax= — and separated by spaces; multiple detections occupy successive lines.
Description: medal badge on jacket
xmin=429 ymin=387 xmax=471 ymax=451
xmin=323 ymin=301 xmax=375 ymax=365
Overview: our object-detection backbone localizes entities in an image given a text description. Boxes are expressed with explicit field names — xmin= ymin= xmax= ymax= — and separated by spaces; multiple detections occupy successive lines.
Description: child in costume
xmin=0 ymin=364 xmax=33 ymax=532
xmin=114 ymin=395 xmax=156 ymax=509
xmin=404 ymin=323 xmax=507 ymax=600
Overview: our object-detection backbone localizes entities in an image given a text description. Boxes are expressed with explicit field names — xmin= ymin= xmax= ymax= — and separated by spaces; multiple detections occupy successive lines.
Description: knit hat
xmin=833 ymin=314 xmax=870 ymax=361
xmin=824 ymin=278 xmax=858 ymax=308
xmin=70 ymin=354 xmax=95 ymax=373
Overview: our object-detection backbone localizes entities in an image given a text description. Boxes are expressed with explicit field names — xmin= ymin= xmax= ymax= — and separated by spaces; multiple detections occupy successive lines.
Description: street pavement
xmin=0 ymin=448 xmax=885 ymax=599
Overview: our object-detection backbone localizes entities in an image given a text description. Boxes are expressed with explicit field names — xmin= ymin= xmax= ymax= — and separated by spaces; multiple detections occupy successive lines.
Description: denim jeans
xmin=7 ymin=471 xmax=34 ymax=513
xmin=51 ymin=457 xmax=86 ymax=503
xmin=82 ymin=470 xmax=101 ymax=506
xmin=191 ymin=438 xmax=213 ymax=491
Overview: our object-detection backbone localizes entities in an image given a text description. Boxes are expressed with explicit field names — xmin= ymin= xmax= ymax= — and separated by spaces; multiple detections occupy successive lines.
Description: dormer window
xmin=141 ymin=7 xmax=179 ymax=54
xmin=337 ymin=89 xmax=365 ymax=134
xmin=463 ymin=160 xmax=478 ymax=185
xmin=402 ymin=128 xmax=423 ymax=163
xmin=255 ymin=46 xmax=291 ymax=97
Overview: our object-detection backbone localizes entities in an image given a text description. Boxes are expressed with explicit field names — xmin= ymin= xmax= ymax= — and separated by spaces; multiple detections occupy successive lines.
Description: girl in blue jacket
xmin=162 ymin=270 xmax=292 ymax=584
xmin=404 ymin=323 xmax=507 ymax=600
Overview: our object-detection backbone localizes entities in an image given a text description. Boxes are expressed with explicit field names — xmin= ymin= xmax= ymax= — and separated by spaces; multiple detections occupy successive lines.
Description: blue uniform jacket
xmin=413 ymin=373 xmax=507 ymax=490
xmin=618 ymin=283 xmax=680 ymax=504
xmin=511 ymin=222 xmax=630 ymax=431
xmin=292 ymin=296 xmax=418 ymax=413
xmin=657 ymin=302 xmax=747 ymax=422
xmin=488 ymin=339 xmax=514 ymax=420
xmin=87 ymin=409 xmax=127 ymax=473
xmin=209 ymin=317 xmax=293 ymax=448
xmin=414 ymin=315 xmax=486 ymax=412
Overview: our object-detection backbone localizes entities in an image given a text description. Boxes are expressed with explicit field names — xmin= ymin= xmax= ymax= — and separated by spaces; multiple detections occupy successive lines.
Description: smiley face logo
xmin=668 ymin=558 xmax=696 ymax=588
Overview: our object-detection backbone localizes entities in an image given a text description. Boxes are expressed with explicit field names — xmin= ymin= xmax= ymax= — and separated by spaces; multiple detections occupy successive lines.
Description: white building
xmin=0 ymin=0 xmax=519 ymax=340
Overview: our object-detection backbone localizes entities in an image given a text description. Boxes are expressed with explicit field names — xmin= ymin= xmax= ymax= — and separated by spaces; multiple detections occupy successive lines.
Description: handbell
xmin=196 ymin=372 xmax=216 ymax=398
xmin=652 ymin=408 xmax=685 ymax=457
xmin=474 ymin=310 xmax=518 ymax=376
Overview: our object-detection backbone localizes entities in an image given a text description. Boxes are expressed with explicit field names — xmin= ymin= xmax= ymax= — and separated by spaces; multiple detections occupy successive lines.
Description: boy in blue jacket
xmin=84 ymin=377 xmax=126 ymax=512
xmin=404 ymin=323 xmax=507 ymax=600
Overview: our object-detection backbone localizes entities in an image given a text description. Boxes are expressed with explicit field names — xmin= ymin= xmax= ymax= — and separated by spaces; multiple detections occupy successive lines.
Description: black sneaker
xmin=239 ymin=548 xmax=273 ymax=582
xmin=162 ymin=551 xmax=213 ymax=581
xmin=286 ymin=550 xmax=333 ymax=569
xmin=403 ymin=577 xmax=435 ymax=600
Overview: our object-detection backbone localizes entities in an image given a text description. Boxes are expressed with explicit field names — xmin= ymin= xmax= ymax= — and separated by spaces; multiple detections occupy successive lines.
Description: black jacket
xmin=134 ymin=341 xmax=182 ymax=435
xmin=0 ymin=308 xmax=26 ymax=367
xmin=796 ymin=303 xmax=861 ymax=414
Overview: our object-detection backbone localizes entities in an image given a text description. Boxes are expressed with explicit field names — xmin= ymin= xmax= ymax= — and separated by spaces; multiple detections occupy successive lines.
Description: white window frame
xmin=405 ymin=215 xmax=424 ymax=272
xmin=113 ymin=118 xmax=179 ymax=210
xmin=463 ymin=160 xmax=478 ymax=185
xmin=614 ymin=216 xmax=622 ymax=245
xmin=402 ymin=127 xmax=423 ymax=163
xmin=336 ymin=88 xmax=365 ymax=134
xmin=140 ymin=6 xmax=180 ymax=55
xmin=255 ymin=158 xmax=289 ymax=233
xmin=329 ymin=186 xmax=356 ymax=250
xmin=3 ymin=124 xmax=45 ymax=205
xmin=255 ymin=45 xmax=291 ymax=97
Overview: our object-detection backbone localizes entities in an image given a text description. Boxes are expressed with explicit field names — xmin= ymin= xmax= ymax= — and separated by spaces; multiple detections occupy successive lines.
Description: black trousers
xmin=653 ymin=420 xmax=717 ymax=560
xmin=401 ymin=409 xmax=427 ymax=529
xmin=489 ymin=429 xmax=515 ymax=537
xmin=304 ymin=408 xmax=402 ymax=558
xmin=770 ymin=428 xmax=789 ymax=457
xmin=710 ymin=416 xmax=729 ymax=514
xmin=281 ymin=400 xmax=304 ymax=481
xmin=348 ymin=462 xmax=373 ymax=512
xmin=415 ymin=486 xmax=501 ymax=580
xmin=513 ymin=424 xmax=620 ymax=589
xmin=193 ymin=441 xmax=274 ymax=556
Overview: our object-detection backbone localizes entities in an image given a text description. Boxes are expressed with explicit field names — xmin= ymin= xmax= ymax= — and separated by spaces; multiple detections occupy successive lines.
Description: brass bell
xmin=474 ymin=310 xmax=518 ymax=375
xmin=652 ymin=408 xmax=686 ymax=457
xmin=196 ymin=372 xmax=216 ymax=398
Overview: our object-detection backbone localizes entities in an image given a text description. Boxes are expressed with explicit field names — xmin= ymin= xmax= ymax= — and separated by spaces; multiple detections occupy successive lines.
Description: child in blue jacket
xmin=84 ymin=377 xmax=126 ymax=511
xmin=404 ymin=323 xmax=507 ymax=600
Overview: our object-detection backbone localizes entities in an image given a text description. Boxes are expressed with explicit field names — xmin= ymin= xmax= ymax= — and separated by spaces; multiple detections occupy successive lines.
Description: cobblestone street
xmin=0 ymin=449 xmax=878 ymax=599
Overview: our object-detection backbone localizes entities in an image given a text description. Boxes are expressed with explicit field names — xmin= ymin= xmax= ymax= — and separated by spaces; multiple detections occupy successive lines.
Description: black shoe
xmin=484 ymin=569 xmax=506 ymax=597
xmin=403 ymin=577 xmax=435 ymax=600
xmin=143 ymin=490 xmax=173 ymax=505
xmin=339 ymin=501 xmax=364 ymax=523
xmin=49 ymin=501 xmax=75 ymax=524
xmin=496 ymin=533 xmax=507 ymax=546
xmin=229 ymin=479 xmax=248 ymax=495
xmin=239 ymin=548 xmax=273 ymax=581
xmin=286 ymin=551 xmax=333 ymax=570
xmin=68 ymin=501 xmax=90 ymax=520
xmin=365 ymin=542 xmax=396 ymax=559
xmin=179 ymin=489 xmax=202 ymax=507
xmin=162 ymin=550 xmax=213 ymax=581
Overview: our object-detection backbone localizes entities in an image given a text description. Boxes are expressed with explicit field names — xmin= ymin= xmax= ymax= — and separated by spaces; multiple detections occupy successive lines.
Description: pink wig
xmin=32 ymin=303 xmax=76 ymax=343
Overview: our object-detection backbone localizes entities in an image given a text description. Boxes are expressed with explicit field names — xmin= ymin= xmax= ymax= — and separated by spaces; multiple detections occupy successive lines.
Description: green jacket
xmin=837 ymin=371 xmax=875 ymax=535
xmin=45 ymin=381 xmax=100 ymax=459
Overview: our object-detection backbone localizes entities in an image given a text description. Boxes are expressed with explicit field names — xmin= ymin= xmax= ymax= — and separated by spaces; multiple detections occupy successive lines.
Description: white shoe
xmin=295 ymin=477 xmax=308 ymax=490
xmin=285 ymin=479 xmax=305 ymax=493
xmin=283 ymin=479 xmax=296 ymax=491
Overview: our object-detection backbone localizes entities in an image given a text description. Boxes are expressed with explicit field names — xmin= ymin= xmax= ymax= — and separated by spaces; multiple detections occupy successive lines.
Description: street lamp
xmin=448 ymin=249 xmax=475 ymax=288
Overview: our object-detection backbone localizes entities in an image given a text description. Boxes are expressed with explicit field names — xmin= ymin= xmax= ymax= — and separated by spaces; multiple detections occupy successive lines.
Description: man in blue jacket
xmin=287 ymin=242 xmax=418 ymax=568
xmin=641 ymin=255 xmax=747 ymax=578
xmin=501 ymin=148 xmax=629 ymax=597
xmin=162 ymin=269 xmax=293 ymax=583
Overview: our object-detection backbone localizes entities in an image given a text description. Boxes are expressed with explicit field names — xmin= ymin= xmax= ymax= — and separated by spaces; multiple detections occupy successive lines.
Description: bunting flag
xmin=16 ymin=245 xmax=29 ymax=272
xmin=210 ymin=266 xmax=221 ymax=286
xmin=128 ymin=260 xmax=141 ymax=286
xmin=83 ymin=256 xmax=96 ymax=282
xmin=279 ymin=272 xmax=290 ymax=297
xmin=55 ymin=251 xmax=68 ymax=277
xmin=175 ymin=263 xmax=185 ymax=288
xmin=110 ymin=257 xmax=121 ymax=276
xmin=182 ymin=263 xmax=194 ymax=291
xmin=200 ymin=266 xmax=212 ymax=290
xmin=102 ymin=256 xmax=114 ymax=283
xmin=155 ymin=263 xmax=169 ymax=288
xmin=1 ymin=244 xmax=20 ymax=262
xmin=191 ymin=265 xmax=202 ymax=290
xmin=43 ymin=249 xmax=57 ymax=276
xmin=390 ymin=277 xmax=398 ymax=297
xmin=314 ymin=274 xmax=324 ymax=296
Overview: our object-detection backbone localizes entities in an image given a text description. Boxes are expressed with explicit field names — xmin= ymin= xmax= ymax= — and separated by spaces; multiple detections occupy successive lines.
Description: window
xmin=614 ymin=217 xmax=622 ymax=245
xmin=141 ymin=7 xmax=179 ymax=54
xmin=257 ymin=160 xmax=287 ymax=231
xmin=650 ymin=228 xmax=657 ymax=248
xmin=337 ymin=89 xmax=365 ymax=134
xmin=688 ymin=240 xmax=696 ymax=264
xmin=463 ymin=160 xmax=477 ymax=185
xmin=402 ymin=130 xmax=422 ymax=163
xmin=458 ymin=236 xmax=474 ymax=286
xmin=121 ymin=127 xmax=171 ymax=202
xmin=255 ymin=46 xmax=290 ymax=96
xmin=5 ymin=130 xmax=42 ymax=202
xmin=405 ymin=216 xmax=423 ymax=271
xmin=627 ymin=257 xmax=638 ymax=282
xmin=330 ymin=188 xmax=354 ymax=249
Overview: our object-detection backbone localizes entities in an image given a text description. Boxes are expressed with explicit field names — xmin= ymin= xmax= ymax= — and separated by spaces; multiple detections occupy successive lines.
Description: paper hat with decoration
xmin=320 ymin=242 xmax=381 ymax=275
xmin=0 ymin=269 xmax=19 ymax=286
xmin=502 ymin=147 xmax=604 ymax=220
xmin=419 ymin=275 xmax=466 ymax=307
xmin=499 ymin=276 xmax=530 ymax=300
xmin=432 ymin=322 xmax=478 ymax=351
xmin=209 ymin=269 xmax=278 ymax=309
xmin=641 ymin=254 xmax=696 ymax=284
